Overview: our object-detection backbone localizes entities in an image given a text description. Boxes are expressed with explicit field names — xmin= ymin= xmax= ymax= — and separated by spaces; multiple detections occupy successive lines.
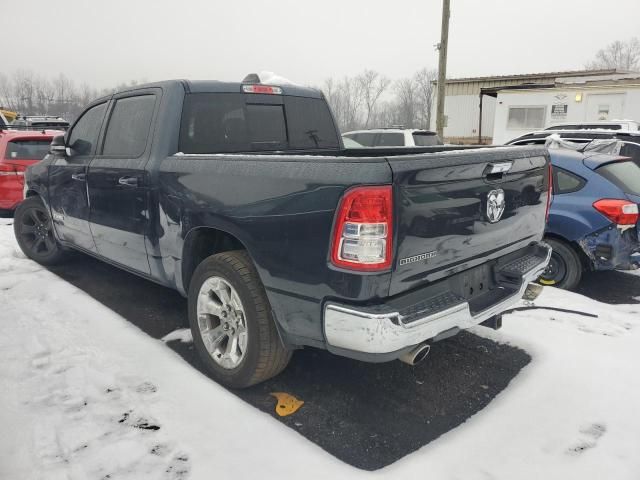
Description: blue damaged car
xmin=539 ymin=147 xmax=640 ymax=289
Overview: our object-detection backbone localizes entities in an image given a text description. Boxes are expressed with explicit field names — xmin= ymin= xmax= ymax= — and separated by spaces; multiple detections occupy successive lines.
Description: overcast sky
xmin=3 ymin=0 xmax=639 ymax=88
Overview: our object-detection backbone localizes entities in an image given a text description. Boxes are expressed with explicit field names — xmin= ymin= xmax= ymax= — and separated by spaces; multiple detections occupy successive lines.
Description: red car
xmin=0 ymin=129 xmax=60 ymax=212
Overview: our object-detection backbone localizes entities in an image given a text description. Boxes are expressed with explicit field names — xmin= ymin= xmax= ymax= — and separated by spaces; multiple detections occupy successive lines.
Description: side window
xmin=555 ymin=168 xmax=585 ymax=194
xmin=68 ymin=102 xmax=107 ymax=156
xmin=351 ymin=132 xmax=376 ymax=147
xmin=102 ymin=95 xmax=156 ymax=157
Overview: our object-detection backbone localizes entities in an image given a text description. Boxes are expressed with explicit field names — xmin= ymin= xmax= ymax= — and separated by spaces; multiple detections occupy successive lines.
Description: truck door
xmin=49 ymin=101 xmax=108 ymax=252
xmin=87 ymin=91 xmax=158 ymax=274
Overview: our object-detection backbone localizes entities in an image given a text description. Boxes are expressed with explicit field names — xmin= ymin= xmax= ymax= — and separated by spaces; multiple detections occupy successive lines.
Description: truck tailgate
xmin=388 ymin=146 xmax=549 ymax=296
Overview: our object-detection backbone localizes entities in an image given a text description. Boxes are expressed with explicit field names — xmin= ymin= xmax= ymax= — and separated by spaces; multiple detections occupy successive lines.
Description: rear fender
xmin=547 ymin=210 xmax=602 ymax=242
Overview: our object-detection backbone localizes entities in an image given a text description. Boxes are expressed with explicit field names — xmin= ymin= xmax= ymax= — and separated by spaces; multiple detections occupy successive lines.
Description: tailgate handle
xmin=484 ymin=162 xmax=512 ymax=178
xmin=71 ymin=173 xmax=86 ymax=182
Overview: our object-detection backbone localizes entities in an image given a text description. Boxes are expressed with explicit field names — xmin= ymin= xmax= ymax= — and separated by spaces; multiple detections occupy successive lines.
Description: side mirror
xmin=49 ymin=135 xmax=67 ymax=155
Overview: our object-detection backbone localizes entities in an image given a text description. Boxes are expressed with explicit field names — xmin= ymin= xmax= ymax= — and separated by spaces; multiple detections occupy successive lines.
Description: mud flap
xmin=480 ymin=314 xmax=502 ymax=330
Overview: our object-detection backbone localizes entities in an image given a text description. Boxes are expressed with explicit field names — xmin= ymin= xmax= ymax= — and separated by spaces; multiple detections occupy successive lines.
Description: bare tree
xmin=356 ymin=70 xmax=390 ymax=128
xmin=414 ymin=68 xmax=437 ymax=130
xmin=394 ymin=78 xmax=418 ymax=128
xmin=13 ymin=70 xmax=37 ymax=113
xmin=322 ymin=67 xmax=437 ymax=132
xmin=0 ymin=72 xmax=15 ymax=110
xmin=586 ymin=37 xmax=640 ymax=71
xmin=322 ymin=76 xmax=364 ymax=132
xmin=1 ymin=71 xmax=146 ymax=122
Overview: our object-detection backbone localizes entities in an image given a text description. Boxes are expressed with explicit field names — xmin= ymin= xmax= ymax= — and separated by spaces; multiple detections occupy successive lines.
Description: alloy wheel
xmin=196 ymin=276 xmax=248 ymax=369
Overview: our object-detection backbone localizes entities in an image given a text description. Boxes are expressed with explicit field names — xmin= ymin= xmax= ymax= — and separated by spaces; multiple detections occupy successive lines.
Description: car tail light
xmin=0 ymin=163 xmax=24 ymax=176
xmin=242 ymin=84 xmax=283 ymax=95
xmin=593 ymin=199 xmax=639 ymax=225
xmin=545 ymin=162 xmax=553 ymax=223
xmin=331 ymin=186 xmax=393 ymax=271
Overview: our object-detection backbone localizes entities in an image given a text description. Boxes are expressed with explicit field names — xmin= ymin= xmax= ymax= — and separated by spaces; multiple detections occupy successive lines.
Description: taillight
xmin=0 ymin=163 xmax=17 ymax=176
xmin=330 ymin=185 xmax=393 ymax=271
xmin=545 ymin=162 xmax=553 ymax=223
xmin=593 ymin=199 xmax=639 ymax=225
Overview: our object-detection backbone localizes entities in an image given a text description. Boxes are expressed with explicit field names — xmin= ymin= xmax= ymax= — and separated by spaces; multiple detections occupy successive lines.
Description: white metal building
xmin=492 ymin=72 xmax=640 ymax=144
xmin=430 ymin=69 xmax=635 ymax=144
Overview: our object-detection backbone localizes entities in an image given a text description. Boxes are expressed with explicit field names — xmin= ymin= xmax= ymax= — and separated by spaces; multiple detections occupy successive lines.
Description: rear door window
xmin=5 ymin=139 xmax=52 ymax=160
xmin=596 ymin=161 xmax=640 ymax=195
xmin=102 ymin=95 xmax=156 ymax=157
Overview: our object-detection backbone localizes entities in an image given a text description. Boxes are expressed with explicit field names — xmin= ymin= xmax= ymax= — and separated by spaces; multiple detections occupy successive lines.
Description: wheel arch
xmin=544 ymin=232 xmax=592 ymax=272
xmin=180 ymin=226 xmax=255 ymax=294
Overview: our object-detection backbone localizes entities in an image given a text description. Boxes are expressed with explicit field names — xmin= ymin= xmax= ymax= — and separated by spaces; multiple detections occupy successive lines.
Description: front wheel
xmin=188 ymin=250 xmax=291 ymax=388
xmin=14 ymin=196 xmax=68 ymax=265
xmin=538 ymin=238 xmax=582 ymax=290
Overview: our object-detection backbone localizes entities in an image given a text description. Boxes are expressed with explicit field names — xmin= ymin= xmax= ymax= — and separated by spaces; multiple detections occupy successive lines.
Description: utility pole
xmin=435 ymin=0 xmax=450 ymax=140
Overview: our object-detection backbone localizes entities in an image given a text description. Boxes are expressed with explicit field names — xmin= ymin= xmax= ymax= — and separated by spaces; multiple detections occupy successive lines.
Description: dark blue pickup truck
xmin=15 ymin=78 xmax=552 ymax=387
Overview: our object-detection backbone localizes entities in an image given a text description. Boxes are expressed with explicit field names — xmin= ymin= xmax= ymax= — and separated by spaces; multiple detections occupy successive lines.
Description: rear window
xmin=596 ymin=161 xmax=640 ymax=195
xmin=5 ymin=139 xmax=51 ymax=160
xmin=31 ymin=122 xmax=69 ymax=130
xmin=179 ymin=93 xmax=339 ymax=154
xmin=412 ymin=132 xmax=441 ymax=146
xmin=377 ymin=132 xmax=405 ymax=147
xmin=284 ymin=96 xmax=339 ymax=150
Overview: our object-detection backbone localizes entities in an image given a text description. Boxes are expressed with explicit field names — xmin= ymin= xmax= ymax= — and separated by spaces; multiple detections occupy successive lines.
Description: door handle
xmin=71 ymin=173 xmax=86 ymax=181
xmin=118 ymin=176 xmax=139 ymax=187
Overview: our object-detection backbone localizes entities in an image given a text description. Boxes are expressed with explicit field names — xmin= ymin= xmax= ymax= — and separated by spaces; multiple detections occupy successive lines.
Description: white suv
xmin=544 ymin=120 xmax=639 ymax=132
xmin=342 ymin=128 xmax=442 ymax=147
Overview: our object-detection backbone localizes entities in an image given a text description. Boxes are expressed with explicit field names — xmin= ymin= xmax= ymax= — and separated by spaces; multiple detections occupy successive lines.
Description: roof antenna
xmin=242 ymin=73 xmax=261 ymax=84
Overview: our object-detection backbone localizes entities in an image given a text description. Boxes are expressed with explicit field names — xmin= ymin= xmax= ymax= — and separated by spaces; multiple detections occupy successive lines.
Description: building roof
xmin=443 ymin=69 xmax=636 ymax=84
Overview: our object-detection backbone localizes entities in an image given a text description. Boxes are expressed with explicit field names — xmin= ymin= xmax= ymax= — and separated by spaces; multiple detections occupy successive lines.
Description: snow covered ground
xmin=1 ymin=217 xmax=639 ymax=479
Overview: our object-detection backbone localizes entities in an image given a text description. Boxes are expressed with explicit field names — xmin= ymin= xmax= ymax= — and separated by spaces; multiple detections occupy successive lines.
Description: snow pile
xmin=257 ymin=71 xmax=298 ymax=86
xmin=1 ymin=217 xmax=640 ymax=479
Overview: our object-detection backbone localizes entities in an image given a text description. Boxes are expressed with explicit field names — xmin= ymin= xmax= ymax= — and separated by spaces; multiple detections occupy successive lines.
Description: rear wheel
xmin=538 ymin=238 xmax=582 ymax=290
xmin=14 ymin=196 xmax=68 ymax=265
xmin=188 ymin=250 xmax=291 ymax=388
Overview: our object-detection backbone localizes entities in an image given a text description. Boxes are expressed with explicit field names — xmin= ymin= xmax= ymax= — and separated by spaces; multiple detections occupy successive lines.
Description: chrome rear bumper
xmin=324 ymin=243 xmax=551 ymax=357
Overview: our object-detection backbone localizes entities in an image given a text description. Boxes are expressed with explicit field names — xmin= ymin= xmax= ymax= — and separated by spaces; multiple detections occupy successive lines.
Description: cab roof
xmin=107 ymin=79 xmax=324 ymax=99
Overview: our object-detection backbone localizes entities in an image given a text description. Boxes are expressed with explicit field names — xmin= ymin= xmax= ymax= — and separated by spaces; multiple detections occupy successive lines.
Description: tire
xmin=14 ymin=196 xmax=68 ymax=266
xmin=538 ymin=238 xmax=582 ymax=290
xmin=188 ymin=250 xmax=291 ymax=388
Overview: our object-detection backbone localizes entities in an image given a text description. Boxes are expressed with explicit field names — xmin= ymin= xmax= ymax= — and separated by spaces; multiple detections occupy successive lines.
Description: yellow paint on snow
xmin=270 ymin=392 xmax=304 ymax=417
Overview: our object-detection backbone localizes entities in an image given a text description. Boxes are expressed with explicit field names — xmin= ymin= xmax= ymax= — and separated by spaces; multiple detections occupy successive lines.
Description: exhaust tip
xmin=399 ymin=343 xmax=431 ymax=366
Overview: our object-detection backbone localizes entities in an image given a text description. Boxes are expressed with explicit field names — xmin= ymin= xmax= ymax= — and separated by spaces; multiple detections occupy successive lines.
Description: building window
xmin=507 ymin=107 xmax=546 ymax=130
